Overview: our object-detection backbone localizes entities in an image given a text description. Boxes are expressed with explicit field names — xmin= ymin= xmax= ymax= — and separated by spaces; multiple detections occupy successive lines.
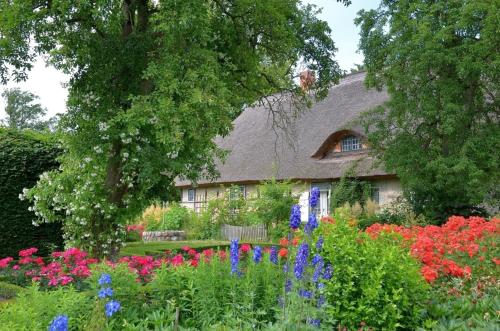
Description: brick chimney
xmin=300 ymin=70 xmax=315 ymax=91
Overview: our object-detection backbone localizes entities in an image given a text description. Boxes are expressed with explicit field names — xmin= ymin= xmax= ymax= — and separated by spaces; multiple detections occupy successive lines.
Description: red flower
xmin=278 ymin=248 xmax=288 ymax=259
xmin=19 ymin=247 xmax=38 ymax=257
xmin=279 ymin=238 xmax=289 ymax=247
xmin=182 ymin=246 xmax=191 ymax=252
xmin=240 ymin=244 xmax=251 ymax=253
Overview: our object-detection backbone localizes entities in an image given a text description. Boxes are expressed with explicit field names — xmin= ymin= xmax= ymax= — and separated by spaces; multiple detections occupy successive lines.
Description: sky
xmin=0 ymin=0 xmax=379 ymax=120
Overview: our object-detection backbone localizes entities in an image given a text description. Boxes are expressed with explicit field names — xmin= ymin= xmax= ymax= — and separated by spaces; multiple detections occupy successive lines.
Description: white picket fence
xmin=220 ymin=224 xmax=267 ymax=241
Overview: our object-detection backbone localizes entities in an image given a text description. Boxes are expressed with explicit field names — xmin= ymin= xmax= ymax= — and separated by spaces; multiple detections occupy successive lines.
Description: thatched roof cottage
xmin=175 ymin=72 xmax=402 ymax=219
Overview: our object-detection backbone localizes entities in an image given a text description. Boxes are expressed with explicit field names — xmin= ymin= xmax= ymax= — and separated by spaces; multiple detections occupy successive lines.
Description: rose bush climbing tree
xmin=0 ymin=0 xmax=347 ymax=257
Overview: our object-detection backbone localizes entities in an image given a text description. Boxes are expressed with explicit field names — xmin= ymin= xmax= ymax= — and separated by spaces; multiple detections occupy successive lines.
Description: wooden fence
xmin=220 ymin=224 xmax=268 ymax=242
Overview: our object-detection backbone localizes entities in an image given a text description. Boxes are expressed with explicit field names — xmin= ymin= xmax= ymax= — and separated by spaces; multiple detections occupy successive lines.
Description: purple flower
xmin=315 ymin=236 xmax=324 ymax=251
xmin=230 ymin=239 xmax=239 ymax=275
xmin=269 ymin=246 xmax=278 ymax=265
xmin=310 ymin=187 xmax=320 ymax=208
xmin=323 ymin=263 xmax=333 ymax=280
xmin=104 ymin=300 xmax=121 ymax=317
xmin=307 ymin=318 xmax=321 ymax=327
xmin=299 ymin=288 xmax=312 ymax=299
xmin=283 ymin=262 xmax=289 ymax=273
xmin=305 ymin=213 xmax=318 ymax=235
xmin=317 ymin=295 xmax=326 ymax=307
xmin=98 ymin=287 xmax=113 ymax=299
xmin=98 ymin=273 xmax=112 ymax=285
xmin=289 ymin=204 xmax=301 ymax=230
xmin=294 ymin=242 xmax=309 ymax=280
xmin=252 ymin=245 xmax=262 ymax=264
xmin=48 ymin=315 xmax=68 ymax=331
xmin=285 ymin=279 xmax=292 ymax=293
xmin=312 ymin=256 xmax=324 ymax=283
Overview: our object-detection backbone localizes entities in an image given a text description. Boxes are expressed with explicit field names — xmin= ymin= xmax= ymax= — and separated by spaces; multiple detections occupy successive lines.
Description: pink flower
xmin=171 ymin=254 xmax=184 ymax=266
xmin=12 ymin=265 xmax=20 ymax=270
xmin=240 ymin=244 xmax=251 ymax=253
xmin=19 ymin=257 xmax=33 ymax=265
xmin=182 ymin=246 xmax=191 ymax=252
xmin=60 ymin=276 xmax=74 ymax=285
xmin=0 ymin=257 xmax=13 ymax=268
xmin=19 ymin=247 xmax=38 ymax=257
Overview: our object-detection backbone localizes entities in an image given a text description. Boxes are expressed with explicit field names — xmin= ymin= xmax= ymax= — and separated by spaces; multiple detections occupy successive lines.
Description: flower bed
xmin=366 ymin=216 xmax=499 ymax=282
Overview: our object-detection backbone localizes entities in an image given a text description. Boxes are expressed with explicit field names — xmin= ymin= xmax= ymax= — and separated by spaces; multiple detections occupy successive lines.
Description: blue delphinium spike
xmin=48 ymin=315 xmax=68 ymax=331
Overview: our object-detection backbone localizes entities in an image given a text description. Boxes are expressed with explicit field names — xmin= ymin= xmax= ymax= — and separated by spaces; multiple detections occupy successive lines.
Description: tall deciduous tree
xmin=1 ymin=88 xmax=49 ymax=130
xmin=0 ymin=0 xmax=346 ymax=256
xmin=356 ymin=0 xmax=499 ymax=221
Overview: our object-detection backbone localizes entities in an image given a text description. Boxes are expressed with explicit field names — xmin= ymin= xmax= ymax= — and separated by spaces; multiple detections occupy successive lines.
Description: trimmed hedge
xmin=0 ymin=128 xmax=64 ymax=258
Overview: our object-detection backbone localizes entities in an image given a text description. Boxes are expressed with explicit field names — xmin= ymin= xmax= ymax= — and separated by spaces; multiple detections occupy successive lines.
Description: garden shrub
xmin=320 ymin=216 xmax=430 ymax=330
xmin=421 ymin=283 xmax=500 ymax=330
xmin=250 ymin=179 xmax=299 ymax=240
xmin=0 ymin=281 xmax=24 ymax=300
xmin=145 ymin=202 xmax=189 ymax=231
xmin=0 ymin=284 xmax=93 ymax=330
xmin=0 ymin=128 xmax=64 ymax=257
xmin=148 ymin=253 xmax=284 ymax=329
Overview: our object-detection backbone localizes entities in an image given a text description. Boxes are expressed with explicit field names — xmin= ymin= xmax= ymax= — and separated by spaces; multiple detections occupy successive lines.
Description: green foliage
xmin=1 ymin=88 xmax=54 ymax=131
xmin=0 ymin=128 xmax=63 ymax=258
xmin=330 ymin=168 xmax=373 ymax=211
xmin=376 ymin=196 xmax=430 ymax=227
xmin=0 ymin=284 xmax=93 ymax=331
xmin=147 ymin=254 xmax=284 ymax=329
xmin=321 ymin=216 xmax=430 ymax=330
xmin=421 ymin=282 xmax=500 ymax=331
xmin=356 ymin=0 xmax=500 ymax=221
xmin=0 ymin=0 xmax=345 ymax=257
xmin=250 ymin=179 xmax=299 ymax=240
xmin=0 ymin=281 xmax=24 ymax=300
xmin=145 ymin=203 xmax=189 ymax=231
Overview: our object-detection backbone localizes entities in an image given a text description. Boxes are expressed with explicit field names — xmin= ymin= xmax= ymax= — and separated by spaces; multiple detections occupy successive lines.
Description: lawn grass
xmin=121 ymin=240 xmax=275 ymax=256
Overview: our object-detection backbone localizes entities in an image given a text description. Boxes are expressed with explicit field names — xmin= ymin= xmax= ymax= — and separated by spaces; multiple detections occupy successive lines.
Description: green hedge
xmin=0 ymin=128 xmax=64 ymax=258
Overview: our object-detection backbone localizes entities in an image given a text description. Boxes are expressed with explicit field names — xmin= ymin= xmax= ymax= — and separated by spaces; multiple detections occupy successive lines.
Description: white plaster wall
xmin=372 ymin=178 xmax=402 ymax=205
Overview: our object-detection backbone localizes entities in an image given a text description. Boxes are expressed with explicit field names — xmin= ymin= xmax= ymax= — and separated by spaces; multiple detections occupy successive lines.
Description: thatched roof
xmin=175 ymin=72 xmax=393 ymax=188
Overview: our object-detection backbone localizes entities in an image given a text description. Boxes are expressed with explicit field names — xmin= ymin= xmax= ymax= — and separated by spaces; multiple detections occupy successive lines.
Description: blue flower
xmin=48 ymin=315 xmax=68 ymax=331
xmin=285 ymin=279 xmax=292 ymax=293
xmin=230 ymin=239 xmax=239 ymax=275
xmin=312 ymin=256 xmax=324 ymax=283
xmin=323 ymin=263 xmax=333 ymax=280
xmin=294 ymin=242 xmax=309 ymax=280
xmin=315 ymin=236 xmax=324 ymax=251
xmin=269 ymin=246 xmax=278 ymax=265
xmin=310 ymin=187 xmax=320 ymax=208
xmin=305 ymin=213 xmax=318 ymax=235
xmin=252 ymin=245 xmax=262 ymax=264
xmin=289 ymin=204 xmax=301 ymax=230
xmin=98 ymin=273 xmax=112 ymax=286
xmin=104 ymin=300 xmax=121 ymax=317
xmin=307 ymin=318 xmax=321 ymax=327
xmin=317 ymin=295 xmax=326 ymax=307
xmin=299 ymin=288 xmax=312 ymax=299
xmin=98 ymin=287 xmax=113 ymax=299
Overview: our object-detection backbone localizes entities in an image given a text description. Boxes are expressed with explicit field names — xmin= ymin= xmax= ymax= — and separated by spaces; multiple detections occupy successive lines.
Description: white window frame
xmin=341 ymin=135 xmax=361 ymax=152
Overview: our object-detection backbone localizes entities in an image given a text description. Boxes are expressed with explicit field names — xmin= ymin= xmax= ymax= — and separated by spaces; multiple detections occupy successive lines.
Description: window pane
xmin=187 ymin=189 xmax=195 ymax=202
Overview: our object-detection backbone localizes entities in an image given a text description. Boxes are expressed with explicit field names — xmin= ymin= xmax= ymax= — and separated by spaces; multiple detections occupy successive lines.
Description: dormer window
xmin=311 ymin=130 xmax=366 ymax=160
xmin=341 ymin=135 xmax=361 ymax=152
